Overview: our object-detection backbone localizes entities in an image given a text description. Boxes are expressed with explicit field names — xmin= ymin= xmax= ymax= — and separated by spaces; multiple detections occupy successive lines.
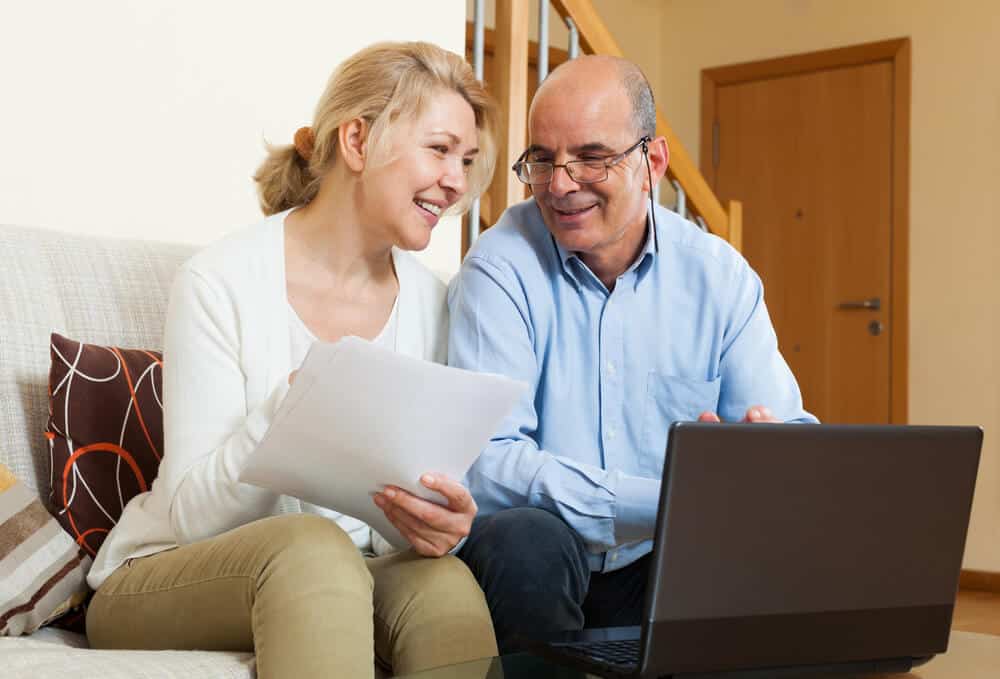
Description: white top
xmin=287 ymin=297 xmax=399 ymax=552
xmin=88 ymin=210 xmax=448 ymax=589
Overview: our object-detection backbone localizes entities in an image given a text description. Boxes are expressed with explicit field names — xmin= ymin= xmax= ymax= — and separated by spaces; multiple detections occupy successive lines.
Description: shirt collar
xmin=551 ymin=205 xmax=659 ymax=289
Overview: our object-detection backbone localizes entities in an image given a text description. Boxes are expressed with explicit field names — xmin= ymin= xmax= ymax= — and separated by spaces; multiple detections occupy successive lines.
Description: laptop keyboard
xmin=559 ymin=638 xmax=640 ymax=670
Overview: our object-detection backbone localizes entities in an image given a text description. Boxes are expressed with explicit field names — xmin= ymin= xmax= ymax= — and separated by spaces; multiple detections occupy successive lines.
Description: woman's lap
xmin=87 ymin=514 xmax=495 ymax=677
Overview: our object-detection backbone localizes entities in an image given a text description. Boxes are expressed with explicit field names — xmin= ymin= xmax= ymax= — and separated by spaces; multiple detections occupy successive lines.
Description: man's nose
xmin=547 ymin=164 xmax=580 ymax=196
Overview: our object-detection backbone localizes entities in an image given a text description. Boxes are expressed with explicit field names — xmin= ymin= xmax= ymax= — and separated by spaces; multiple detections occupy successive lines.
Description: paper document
xmin=239 ymin=336 xmax=527 ymax=550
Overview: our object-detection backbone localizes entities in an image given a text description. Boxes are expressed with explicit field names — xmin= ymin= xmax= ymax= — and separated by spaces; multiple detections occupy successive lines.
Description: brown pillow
xmin=46 ymin=333 xmax=164 ymax=558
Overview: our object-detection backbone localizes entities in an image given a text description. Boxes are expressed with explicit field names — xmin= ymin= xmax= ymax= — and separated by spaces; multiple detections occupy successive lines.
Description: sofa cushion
xmin=0 ymin=224 xmax=193 ymax=504
xmin=47 ymin=334 xmax=164 ymax=559
xmin=0 ymin=633 xmax=256 ymax=678
xmin=0 ymin=462 xmax=90 ymax=636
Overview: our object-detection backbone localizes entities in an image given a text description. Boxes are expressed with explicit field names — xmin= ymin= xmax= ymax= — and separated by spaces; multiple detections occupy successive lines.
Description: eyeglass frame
xmin=511 ymin=136 xmax=651 ymax=185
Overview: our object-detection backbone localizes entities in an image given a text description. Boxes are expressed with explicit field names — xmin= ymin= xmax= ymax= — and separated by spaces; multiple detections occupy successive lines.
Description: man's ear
xmin=338 ymin=118 xmax=369 ymax=173
xmin=644 ymin=136 xmax=669 ymax=192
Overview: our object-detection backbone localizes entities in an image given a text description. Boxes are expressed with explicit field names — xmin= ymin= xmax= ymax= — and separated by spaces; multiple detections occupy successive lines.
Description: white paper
xmin=239 ymin=336 xmax=527 ymax=550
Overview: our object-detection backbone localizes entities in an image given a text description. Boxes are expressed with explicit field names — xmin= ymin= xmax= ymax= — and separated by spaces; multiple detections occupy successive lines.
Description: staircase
xmin=465 ymin=0 xmax=742 ymax=254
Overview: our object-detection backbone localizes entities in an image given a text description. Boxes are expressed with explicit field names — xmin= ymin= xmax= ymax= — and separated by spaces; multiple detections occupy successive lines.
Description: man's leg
xmin=581 ymin=554 xmax=651 ymax=628
xmin=458 ymin=507 xmax=591 ymax=654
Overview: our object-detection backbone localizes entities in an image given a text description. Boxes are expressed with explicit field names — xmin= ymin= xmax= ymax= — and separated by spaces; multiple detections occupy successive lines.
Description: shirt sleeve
xmin=715 ymin=259 xmax=819 ymax=424
xmin=157 ymin=266 xmax=290 ymax=544
xmin=449 ymin=254 xmax=659 ymax=553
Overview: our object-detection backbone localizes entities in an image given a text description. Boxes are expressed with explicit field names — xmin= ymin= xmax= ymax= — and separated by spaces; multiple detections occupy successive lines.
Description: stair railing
xmin=468 ymin=0 xmax=743 ymax=253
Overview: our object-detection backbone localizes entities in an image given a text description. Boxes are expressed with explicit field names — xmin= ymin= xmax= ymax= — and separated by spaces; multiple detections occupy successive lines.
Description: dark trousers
xmin=458 ymin=507 xmax=650 ymax=654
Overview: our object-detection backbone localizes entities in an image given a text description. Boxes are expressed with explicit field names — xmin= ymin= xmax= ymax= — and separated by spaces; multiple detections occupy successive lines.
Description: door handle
xmin=838 ymin=297 xmax=881 ymax=311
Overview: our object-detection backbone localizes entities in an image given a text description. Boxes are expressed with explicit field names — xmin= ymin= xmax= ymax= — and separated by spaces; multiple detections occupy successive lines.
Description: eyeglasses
xmin=511 ymin=137 xmax=650 ymax=185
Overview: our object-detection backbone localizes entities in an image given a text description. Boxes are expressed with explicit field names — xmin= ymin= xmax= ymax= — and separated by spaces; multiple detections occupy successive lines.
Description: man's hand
xmin=697 ymin=405 xmax=780 ymax=423
xmin=373 ymin=474 xmax=476 ymax=557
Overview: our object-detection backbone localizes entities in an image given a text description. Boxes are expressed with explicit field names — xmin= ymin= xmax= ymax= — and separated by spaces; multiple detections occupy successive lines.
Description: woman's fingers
xmin=419 ymin=474 xmax=477 ymax=515
xmin=373 ymin=485 xmax=472 ymax=554
xmin=374 ymin=493 xmax=451 ymax=556
xmin=383 ymin=487 xmax=467 ymax=534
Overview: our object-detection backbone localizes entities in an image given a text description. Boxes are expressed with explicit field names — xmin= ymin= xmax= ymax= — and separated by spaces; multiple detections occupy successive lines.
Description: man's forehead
xmin=528 ymin=80 xmax=634 ymax=150
xmin=524 ymin=141 xmax=618 ymax=156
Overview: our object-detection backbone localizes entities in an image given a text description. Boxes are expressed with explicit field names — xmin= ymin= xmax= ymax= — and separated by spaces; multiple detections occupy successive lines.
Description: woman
xmin=85 ymin=41 xmax=498 ymax=678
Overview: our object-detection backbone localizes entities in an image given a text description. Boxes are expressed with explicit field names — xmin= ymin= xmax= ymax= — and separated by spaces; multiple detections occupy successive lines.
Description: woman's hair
xmin=254 ymin=41 xmax=497 ymax=216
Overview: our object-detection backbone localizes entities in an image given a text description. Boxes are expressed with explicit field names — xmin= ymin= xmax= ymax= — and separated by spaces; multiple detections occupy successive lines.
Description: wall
xmin=0 ymin=0 xmax=467 ymax=276
xmin=655 ymin=0 xmax=1000 ymax=571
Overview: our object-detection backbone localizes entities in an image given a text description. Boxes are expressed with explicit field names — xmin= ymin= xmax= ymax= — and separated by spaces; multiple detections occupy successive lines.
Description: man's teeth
xmin=557 ymin=205 xmax=593 ymax=215
xmin=415 ymin=200 xmax=442 ymax=217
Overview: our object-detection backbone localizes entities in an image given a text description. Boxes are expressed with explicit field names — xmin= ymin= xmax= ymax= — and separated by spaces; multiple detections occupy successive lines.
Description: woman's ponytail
xmin=253 ymin=139 xmax=320 ymax=216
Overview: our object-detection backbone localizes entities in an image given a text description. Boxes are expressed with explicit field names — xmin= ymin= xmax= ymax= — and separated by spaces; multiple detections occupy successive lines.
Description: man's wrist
xmin=614 ymin=475 xmax=660 ymax=544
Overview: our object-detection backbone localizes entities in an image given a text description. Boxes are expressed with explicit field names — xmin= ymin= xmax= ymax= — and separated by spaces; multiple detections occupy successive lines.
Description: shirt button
xmin=606 ymin=361 xmax=616 ymax=376
xmin=610 ymin=552 xmax=618 ymax=563
xmin=607 ymin=427 xmax=616 ymax=440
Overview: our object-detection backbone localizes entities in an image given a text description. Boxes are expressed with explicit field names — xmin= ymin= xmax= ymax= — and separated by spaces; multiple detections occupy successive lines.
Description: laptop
xmin=530 ymin=423 xmax=982 ymax=678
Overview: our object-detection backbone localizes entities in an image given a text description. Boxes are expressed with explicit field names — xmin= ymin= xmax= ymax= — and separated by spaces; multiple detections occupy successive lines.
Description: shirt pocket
xmin=642 ymin=371 xmax=722 ymax=460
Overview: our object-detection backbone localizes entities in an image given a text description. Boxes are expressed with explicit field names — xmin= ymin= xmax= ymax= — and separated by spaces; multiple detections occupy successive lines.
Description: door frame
xmin=700 ymin=38 xmax=911 ymax=424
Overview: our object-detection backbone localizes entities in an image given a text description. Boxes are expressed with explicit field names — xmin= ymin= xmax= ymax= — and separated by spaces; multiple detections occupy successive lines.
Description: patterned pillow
xmin=46 ymin=333 xmax=164 ymax=559
xmin=0 ymin=462 xmax=90 ymax=635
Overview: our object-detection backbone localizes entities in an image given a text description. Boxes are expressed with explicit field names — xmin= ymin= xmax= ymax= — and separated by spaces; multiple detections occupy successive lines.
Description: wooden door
xmin=704 ymin=44 xmax=909 ymax=424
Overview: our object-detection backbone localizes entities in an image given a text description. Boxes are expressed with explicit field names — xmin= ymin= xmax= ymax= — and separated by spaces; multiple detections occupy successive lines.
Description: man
xmin=447 ymin=55 xmax=817 ymax=653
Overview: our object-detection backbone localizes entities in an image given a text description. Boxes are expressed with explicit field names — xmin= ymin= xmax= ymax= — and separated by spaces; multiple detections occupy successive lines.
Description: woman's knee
xmin=399 ymin=554 xmax=484 ymax=603
xmin=248 ymin=514 xmax=372 ymax=591
xmin=374 ymin=554 xmax=496 ymax=672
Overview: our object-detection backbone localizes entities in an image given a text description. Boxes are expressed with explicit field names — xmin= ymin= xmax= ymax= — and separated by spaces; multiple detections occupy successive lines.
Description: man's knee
xmin=461 ymin=508 xmax=589 ymax=587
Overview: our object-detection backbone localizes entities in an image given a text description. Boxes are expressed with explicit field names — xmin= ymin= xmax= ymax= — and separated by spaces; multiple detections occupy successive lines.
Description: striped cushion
xmin=0 ymin=462 xmax=90 ymax=636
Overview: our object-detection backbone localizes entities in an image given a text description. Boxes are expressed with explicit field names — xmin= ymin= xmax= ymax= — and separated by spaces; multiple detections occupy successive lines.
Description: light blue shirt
xmin=448 ymin=200 xmax=817 ymax=573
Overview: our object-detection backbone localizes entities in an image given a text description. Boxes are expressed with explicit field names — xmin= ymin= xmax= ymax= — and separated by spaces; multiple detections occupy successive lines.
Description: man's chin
xmin=548 ymin=227 xmax=597 ymax=255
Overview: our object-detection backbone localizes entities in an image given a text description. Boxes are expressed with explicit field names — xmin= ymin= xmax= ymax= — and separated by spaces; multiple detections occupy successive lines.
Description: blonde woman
xmin=85 ymin=42 xmax=498 ymax=678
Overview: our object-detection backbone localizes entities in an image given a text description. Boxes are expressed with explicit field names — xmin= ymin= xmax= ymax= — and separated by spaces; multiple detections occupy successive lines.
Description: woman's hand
xmin=373 ymin=474 xmax=476 ymax=557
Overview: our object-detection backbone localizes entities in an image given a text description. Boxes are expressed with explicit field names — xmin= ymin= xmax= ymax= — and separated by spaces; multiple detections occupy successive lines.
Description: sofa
xmin=0 ymin=224 xmax=260 ymax=677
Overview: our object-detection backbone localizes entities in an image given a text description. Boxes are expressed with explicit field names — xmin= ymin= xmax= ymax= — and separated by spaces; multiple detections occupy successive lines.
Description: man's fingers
xmin=420 ymin=474 xmax=476 ymax=514
xmin=743 ymin=405 xmax=777 ymax=422
xmin=698 ymin=411 xmax=722 ymax=423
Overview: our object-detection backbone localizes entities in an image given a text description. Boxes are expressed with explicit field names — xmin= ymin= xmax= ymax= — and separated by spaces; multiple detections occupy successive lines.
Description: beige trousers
xmin=87 ymin=514 xmax=497 ymax=678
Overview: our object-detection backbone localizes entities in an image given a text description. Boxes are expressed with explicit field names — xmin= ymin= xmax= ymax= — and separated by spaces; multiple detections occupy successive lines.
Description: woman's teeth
xmin=415 ymin=200 xmax=442 ymax=217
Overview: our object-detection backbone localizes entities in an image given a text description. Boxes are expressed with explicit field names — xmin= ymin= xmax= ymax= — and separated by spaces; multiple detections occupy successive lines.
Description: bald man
xmin=448 ymin=56 xmax=816 ymax=652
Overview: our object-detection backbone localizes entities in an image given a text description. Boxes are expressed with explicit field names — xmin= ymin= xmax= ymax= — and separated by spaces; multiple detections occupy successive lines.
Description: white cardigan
xmin=89 ymin=211 xmax=448 ymax=589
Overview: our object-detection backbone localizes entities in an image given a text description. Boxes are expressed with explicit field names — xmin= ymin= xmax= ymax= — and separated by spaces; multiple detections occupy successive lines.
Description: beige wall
xmin=648 ymin=0 xmax=999 ymax=571
xmin=0 ymin=0 xmax=467 ymax=276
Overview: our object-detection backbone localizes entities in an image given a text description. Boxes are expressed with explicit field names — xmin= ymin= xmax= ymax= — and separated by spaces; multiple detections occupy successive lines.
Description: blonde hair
xmin=254 ymin=41 xmax=497 ymax=216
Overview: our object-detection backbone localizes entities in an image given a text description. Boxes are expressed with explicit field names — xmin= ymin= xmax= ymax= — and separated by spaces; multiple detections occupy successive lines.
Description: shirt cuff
xmin=448 ymin=535 xmax=469 ymax=556
xmin=614 ymin=475 xmax=661 ymax=544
